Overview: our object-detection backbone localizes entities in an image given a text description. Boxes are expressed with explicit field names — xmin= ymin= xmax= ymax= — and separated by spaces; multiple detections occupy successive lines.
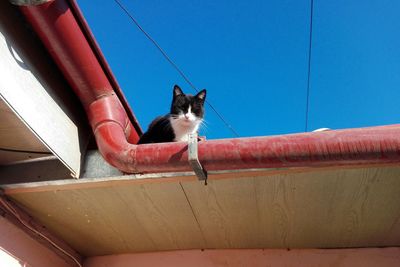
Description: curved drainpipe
xmin=15 ymin=0 xmax=400 ymax=174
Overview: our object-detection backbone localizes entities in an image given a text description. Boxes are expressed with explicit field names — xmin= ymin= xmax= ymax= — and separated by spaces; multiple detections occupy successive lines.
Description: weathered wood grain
xmin=9 ymin=166 xmax=400 ymax=256
xmin=11 ymin=182 xmax=204 ymax=256
xmin=182 ymin=178 xmax=261 ymax=248
xmin=182 ymin=167 xmax=400 ymax=249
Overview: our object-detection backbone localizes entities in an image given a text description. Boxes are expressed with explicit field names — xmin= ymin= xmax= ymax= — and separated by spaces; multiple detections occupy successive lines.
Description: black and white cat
xmin=137 ymin=85 xmax=206 ymax=144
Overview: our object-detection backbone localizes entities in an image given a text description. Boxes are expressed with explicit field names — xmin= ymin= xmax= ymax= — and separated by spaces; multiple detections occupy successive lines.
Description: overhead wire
xmin=113 ymin=0 xmax=240 ymax=137
xmin=305 ymin=0 xmax=314 ymax=132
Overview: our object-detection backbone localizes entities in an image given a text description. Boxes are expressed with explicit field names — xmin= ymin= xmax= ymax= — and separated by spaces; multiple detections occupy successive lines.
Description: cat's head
xmin=170 ymin=85 xmax=206 ymax=125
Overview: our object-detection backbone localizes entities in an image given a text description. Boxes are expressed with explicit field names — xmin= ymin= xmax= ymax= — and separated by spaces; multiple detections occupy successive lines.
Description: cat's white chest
xmin=175 ymin=132 xmax=191 ymax=142
xmin=170 ymin=117 xmax=200 ymax=142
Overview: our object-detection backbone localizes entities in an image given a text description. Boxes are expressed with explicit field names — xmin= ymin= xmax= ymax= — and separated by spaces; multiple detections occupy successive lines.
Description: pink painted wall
xmin=0 ymin=217 xmax=74 ymax=267
xmin=84 ymin=248 xmax=400 ymax=267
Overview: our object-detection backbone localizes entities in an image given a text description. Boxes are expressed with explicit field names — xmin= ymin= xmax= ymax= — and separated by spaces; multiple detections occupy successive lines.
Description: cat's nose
xmin=184 ymin=114 xmax=189 ymax=119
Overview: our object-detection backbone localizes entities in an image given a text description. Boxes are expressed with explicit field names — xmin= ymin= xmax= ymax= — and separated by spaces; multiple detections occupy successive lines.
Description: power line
xmin=305 ymin=0 xmax=314 ymax=132
xmin=113 ymin=0 xmax=240 ymax=137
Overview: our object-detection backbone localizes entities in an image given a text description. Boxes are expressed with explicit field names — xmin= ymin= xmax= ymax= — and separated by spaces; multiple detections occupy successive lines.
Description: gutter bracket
xmin=188 ymin=133 xmax=208 ymax=184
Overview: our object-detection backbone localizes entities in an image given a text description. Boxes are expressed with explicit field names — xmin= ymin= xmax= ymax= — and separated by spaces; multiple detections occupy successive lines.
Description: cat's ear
xmin=196 ymin=89 xmax=206 ymax=102
xmin=173 ymin=85 xmax=183 ymax=97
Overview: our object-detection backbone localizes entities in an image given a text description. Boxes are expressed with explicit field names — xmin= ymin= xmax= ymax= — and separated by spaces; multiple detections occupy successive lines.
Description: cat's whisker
xmin=200 ymin=119 xmax=209 ymax=125
xmin=199 ymin=122 xmax=209 ymax=135
xmin=201 ymin=125 xmax=209 ymax=132
xmin=199 ymin=119 xmax=209 ymax=129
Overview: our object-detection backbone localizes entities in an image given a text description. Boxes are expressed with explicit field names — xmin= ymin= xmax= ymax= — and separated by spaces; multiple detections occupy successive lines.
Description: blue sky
xmin=78 ymin=0 xmax=400 ymax=139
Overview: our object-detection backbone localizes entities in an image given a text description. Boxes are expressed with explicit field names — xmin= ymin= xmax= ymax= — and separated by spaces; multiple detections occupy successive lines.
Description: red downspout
xmin=17 ymin=0 xmax=400 ymax=174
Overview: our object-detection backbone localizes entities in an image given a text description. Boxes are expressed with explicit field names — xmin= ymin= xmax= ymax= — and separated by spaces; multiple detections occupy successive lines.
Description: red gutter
xmin=68 ymin=0 xmax=142 ymax=136
xmin=18 ymin=0 xmax=140 ymax=145
xmin=16 ymin=0 xmax=400 ymax=174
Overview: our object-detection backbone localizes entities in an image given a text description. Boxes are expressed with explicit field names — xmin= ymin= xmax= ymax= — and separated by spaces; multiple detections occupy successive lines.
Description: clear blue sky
xmin=78 ymin=0 xmax=400 ymax=139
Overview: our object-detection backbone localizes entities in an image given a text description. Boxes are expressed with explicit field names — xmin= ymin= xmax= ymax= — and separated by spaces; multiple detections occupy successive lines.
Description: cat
xmin=137 ymin=85 xmax=206 ymax=144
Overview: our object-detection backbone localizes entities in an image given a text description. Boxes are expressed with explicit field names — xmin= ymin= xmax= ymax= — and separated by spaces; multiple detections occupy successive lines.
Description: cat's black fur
xmin=137 ymin=85 xmax=206 ymax=144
